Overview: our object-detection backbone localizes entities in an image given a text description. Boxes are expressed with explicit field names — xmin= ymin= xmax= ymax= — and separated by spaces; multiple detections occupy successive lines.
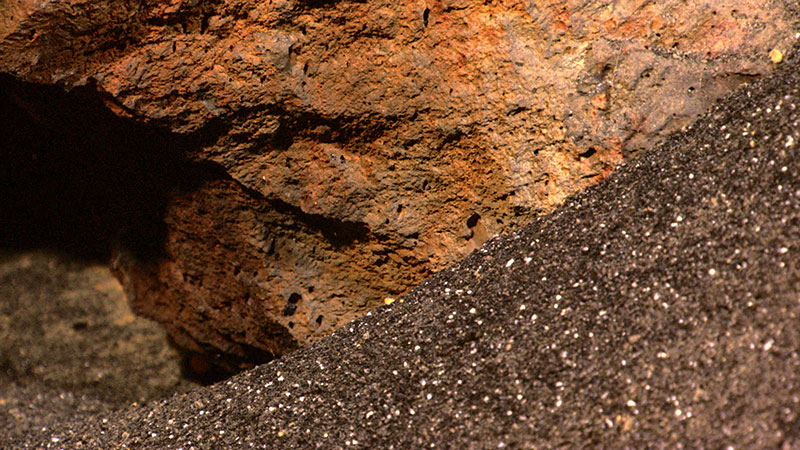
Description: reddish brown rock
xmin=2 ymin=0 xmax=798 ymax=372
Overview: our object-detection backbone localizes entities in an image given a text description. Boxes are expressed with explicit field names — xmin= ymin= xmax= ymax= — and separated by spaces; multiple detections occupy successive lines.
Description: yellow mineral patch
xmin=383 ymin=297 xmax=396 ymax=305
xmin=770 ymin=48 xmax=783 ymax=64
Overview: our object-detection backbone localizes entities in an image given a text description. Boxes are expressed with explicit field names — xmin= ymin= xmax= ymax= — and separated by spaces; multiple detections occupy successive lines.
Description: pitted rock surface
xmin=2 ymin=0 xmax=799 ymax=369
xmin=5 ymin=36 xmax=800 ymax=450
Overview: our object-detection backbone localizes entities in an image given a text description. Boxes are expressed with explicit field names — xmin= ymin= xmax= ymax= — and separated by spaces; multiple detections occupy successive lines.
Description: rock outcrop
xmin=1 ymin=0 xmax=798 ymax=372
xmin=6 ymin=39 xmax=800 ymax=449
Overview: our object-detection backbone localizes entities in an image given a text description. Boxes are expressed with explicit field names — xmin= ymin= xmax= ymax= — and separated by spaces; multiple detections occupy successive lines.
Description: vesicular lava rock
xmin=1 ymin=0 xmax=798 ymax=372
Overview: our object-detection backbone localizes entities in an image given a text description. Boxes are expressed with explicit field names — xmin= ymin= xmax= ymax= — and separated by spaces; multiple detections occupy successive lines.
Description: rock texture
xmin=5 ymin=38 xmax=800 ymax=449
xmin=2 ymin=0 xmax=799 ymax=370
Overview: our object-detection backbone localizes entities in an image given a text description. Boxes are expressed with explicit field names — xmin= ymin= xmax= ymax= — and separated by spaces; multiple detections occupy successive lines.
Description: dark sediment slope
xmin=11 ymin=42 xmax=800 ymax=449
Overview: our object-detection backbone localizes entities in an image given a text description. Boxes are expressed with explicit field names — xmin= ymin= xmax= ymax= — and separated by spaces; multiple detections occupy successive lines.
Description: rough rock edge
xmin=9 ymin=32 xmax=800 ymax=450
xmin=3 ymin=0 xmax=799 ymax=367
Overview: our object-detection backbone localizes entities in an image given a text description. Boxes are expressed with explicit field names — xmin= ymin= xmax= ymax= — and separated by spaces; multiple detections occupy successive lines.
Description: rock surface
xmin=5 ymin=36 xmax=800 ymax=450
xmin=2 ymin=0 xmax=799 ymax=369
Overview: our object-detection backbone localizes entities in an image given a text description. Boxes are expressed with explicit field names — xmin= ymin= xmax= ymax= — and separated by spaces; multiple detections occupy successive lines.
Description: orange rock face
xmin=2 ymin=0 xmax=798 ymax=371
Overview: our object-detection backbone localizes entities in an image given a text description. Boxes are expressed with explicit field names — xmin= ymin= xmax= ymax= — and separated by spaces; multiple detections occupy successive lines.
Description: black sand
xmin=5 ymin=39 xmax=800 ymax=449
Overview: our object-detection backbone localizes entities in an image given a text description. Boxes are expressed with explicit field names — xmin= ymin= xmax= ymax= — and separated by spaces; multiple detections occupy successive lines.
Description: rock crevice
xmin=2 ymin=0 xmax=798 ymax=373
